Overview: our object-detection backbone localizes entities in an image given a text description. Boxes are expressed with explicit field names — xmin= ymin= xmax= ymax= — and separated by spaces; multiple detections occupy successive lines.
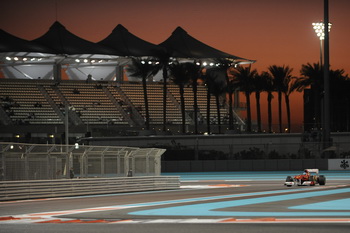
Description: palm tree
xmin=268 ymin=65 xmax=293 ymax=133
xmin=295 ymin=64 xmax=350 ymax=132
xmin=152 ymin=52 xmax=171 ymax=132
xmin=200 ymin=71 xmax=212 ymax=134
xmin=226 ymin=77 xmax=236 ymax=130
xmin=295 ymin=63 xmax=323 ymax=131
xmin=217 ymin=59 xmax=235 ymax=130
xmin=186 ymin=62 xmax=202 ymax=134
xmin=230 ymin=65 xmax=257 ymax=132
xmin=253 ymin=71 xmax=270 ymax=133
xmin=126 ymin=58 xmax=157 ymax=130
xmin=284 ymin=75 xmax=298 ymax=133
xmin=169 ymin=62 xmax=190 ymax=133
xmin=264 ymin=73 xmax=274 ymax=133
xmin=205 ymin=67 xmax=227 ymax=134
xmin=329 ymin=69 xmax=350 ymax=131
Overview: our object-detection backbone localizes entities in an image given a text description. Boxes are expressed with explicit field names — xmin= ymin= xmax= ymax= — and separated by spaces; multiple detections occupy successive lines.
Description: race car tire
xmin=318 ymin=175 xmax=326 ymax=185
xmin=285 ymin=176 xmax=293 ymax=187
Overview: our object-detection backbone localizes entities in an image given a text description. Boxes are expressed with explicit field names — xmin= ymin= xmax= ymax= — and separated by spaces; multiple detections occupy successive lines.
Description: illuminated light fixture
xmin=202 ymin=62 xmax=208 ymax=66
xmin=4 ymin=56 xmax=52 ymax=62
xmin=148 ymin=61 xmax=152 ymax=64
xmin=196 ymin=62 xmax=201 ymax=66
xmin=91 ymin=60 xmax=96 ymax=63
xmin=83 ymin=59 xmax=88 ymax=63
xmin=312 ymin=21 xmax=332 ymax=67
xmin=15 ymin=134 xmax=20 ymax=138
xmin=312 ymin=22 xmax=332 ymax=40
xmin=49 ymin=134 xmax=54 ymax=138
xmin=98 ymin=60 xmax=103 ymax=63
xmin=10 ymin=145 xmax=14 ymax=149
xmin=75 ymin=59 xmax=80 ymax=62
xmin=141 ymin=60 xmax=146 ymax=64
xmin=209 ymin=63 xmax=214 ymax=66
xmin=74 ymin=142 xmax=79 ymax=149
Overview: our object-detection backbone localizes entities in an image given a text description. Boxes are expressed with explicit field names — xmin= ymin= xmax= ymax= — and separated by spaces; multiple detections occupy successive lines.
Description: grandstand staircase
xmin=166 ymin=89 xmax=193 ymax=124
xmin=42 ymin=85 xmax=83 ymax=126
xmin=103 ymin=86 xmax=140 ymax=126
xmin=223 ymin=96 xmax=245 ymax=131
xmin=109 ymin=86 xmax=144 ymax=126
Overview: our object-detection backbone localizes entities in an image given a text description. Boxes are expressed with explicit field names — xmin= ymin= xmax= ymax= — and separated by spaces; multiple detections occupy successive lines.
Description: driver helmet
xmin=303 ymin=169 xmax=309 ymax=175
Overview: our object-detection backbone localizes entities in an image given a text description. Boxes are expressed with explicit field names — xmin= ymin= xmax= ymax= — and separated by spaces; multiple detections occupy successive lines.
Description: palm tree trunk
xmin=285 ymin=94 xmax=291 ymax=133
xmin=228 ymin=91 xmax=234 ymax=130
xmin=245 ymin=91 xmax=252 ymax=132
xmin=255 ymin=91 xmax=261 ymax=132
xmin=142 ymin=77 xmax=150 ymax=130
xmin=179 ymin=84 xmax=186 ymax=133
xmin=312 ymin=84 xmax=321 ymax=130
xmin=215 ymin=95 xmax=221 ymax=134
xmin=278 ymin=91 xmax=282 ymax=133
xmin=206 ymin=86 xmax=211 ymax=134
xmin=162 ymin=66 xmax=168 ymax=132
xmin=267 ymin=91 xmax=273 ymax=133
xmin=193 ymin=79 xmax=198 ymax=134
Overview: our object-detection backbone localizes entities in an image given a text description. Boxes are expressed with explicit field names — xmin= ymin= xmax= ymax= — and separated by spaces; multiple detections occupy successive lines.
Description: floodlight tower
xmin=312 ymin=0 xmax=332 ymax=150
xmin=312 ymin=22 xmax=332 ymax=67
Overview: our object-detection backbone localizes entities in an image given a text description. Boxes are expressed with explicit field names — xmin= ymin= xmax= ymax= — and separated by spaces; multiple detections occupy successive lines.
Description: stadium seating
xmin=0 ymin=79 xmax=231 ymax=132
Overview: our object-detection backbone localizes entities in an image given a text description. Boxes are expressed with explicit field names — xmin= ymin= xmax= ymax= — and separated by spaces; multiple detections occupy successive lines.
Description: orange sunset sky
xmin=1 ymin=0 xmax=349 ymax=132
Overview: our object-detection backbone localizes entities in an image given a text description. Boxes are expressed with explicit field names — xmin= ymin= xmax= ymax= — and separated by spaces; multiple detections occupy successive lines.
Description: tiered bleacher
xmin=0 ymin=78 xmax=240 ymax=139
xmin=0 ymin=80 xmax=62 ymax=125
xmin=54 ymin=82 xmax=127 ymax=125
xmin=167 ymin=84 xmax=228 ymax=125
xmin=120 ymin=82 xmax=182 ymax=125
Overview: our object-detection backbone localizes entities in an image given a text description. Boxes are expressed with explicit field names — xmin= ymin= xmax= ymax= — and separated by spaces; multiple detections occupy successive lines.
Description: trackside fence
xmin=0 ymin=142 xmax=166 ymax=181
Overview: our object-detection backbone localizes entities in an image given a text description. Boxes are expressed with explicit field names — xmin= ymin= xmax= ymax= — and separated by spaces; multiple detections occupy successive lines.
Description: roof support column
xmin=53 ymin=62 xmax=61 ymax=82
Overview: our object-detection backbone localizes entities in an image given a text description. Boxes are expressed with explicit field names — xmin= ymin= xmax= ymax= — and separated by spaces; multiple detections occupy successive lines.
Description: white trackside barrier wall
xmin=0 ymin=176 xmax=180 ymax=201
xmin=328 ymin=159 xmax=350 ymax=170
xmin=0 ymin=142 xmax=165 ymax=181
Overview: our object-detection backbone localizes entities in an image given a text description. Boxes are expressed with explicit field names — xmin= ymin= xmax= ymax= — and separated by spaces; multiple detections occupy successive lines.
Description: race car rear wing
xmin=305 ymin=169 xmax=319 ymax=173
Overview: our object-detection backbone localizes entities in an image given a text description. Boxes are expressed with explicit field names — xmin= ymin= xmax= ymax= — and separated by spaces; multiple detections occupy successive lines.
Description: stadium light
xmin=312 ymin=22 xmax=332 ymax=67
xmin=312 ymin=22 xmax=332 ymax=40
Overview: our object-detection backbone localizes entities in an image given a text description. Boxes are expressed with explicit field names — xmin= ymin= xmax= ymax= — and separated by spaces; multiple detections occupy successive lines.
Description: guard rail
xmin=0 ymin=176 xmax=180 ymax=201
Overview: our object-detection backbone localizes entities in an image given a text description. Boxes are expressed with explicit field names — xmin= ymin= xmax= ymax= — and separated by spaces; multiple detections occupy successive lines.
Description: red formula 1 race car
xmin=284 ymin=169 xmax=326 ymax=187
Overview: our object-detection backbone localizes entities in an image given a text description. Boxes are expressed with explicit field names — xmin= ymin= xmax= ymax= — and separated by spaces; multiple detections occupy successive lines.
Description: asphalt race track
xmin=1 ymin=171 xmax=350 ymax=233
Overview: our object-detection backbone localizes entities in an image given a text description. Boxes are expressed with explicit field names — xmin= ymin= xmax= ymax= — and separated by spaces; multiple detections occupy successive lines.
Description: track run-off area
xmin=1 ymin=171 xmax=350 ymax=233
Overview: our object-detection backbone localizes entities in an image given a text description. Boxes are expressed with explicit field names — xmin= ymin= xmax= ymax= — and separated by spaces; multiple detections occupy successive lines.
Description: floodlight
xmin=312 ymin=22 xmax=332 ymax=40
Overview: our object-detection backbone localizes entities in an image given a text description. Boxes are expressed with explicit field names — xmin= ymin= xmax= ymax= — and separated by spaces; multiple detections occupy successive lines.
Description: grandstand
xmin=0 ymin=23 xmax=252 ymax=143
xmin=0 ymin=78 xmax=245 ymax=143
